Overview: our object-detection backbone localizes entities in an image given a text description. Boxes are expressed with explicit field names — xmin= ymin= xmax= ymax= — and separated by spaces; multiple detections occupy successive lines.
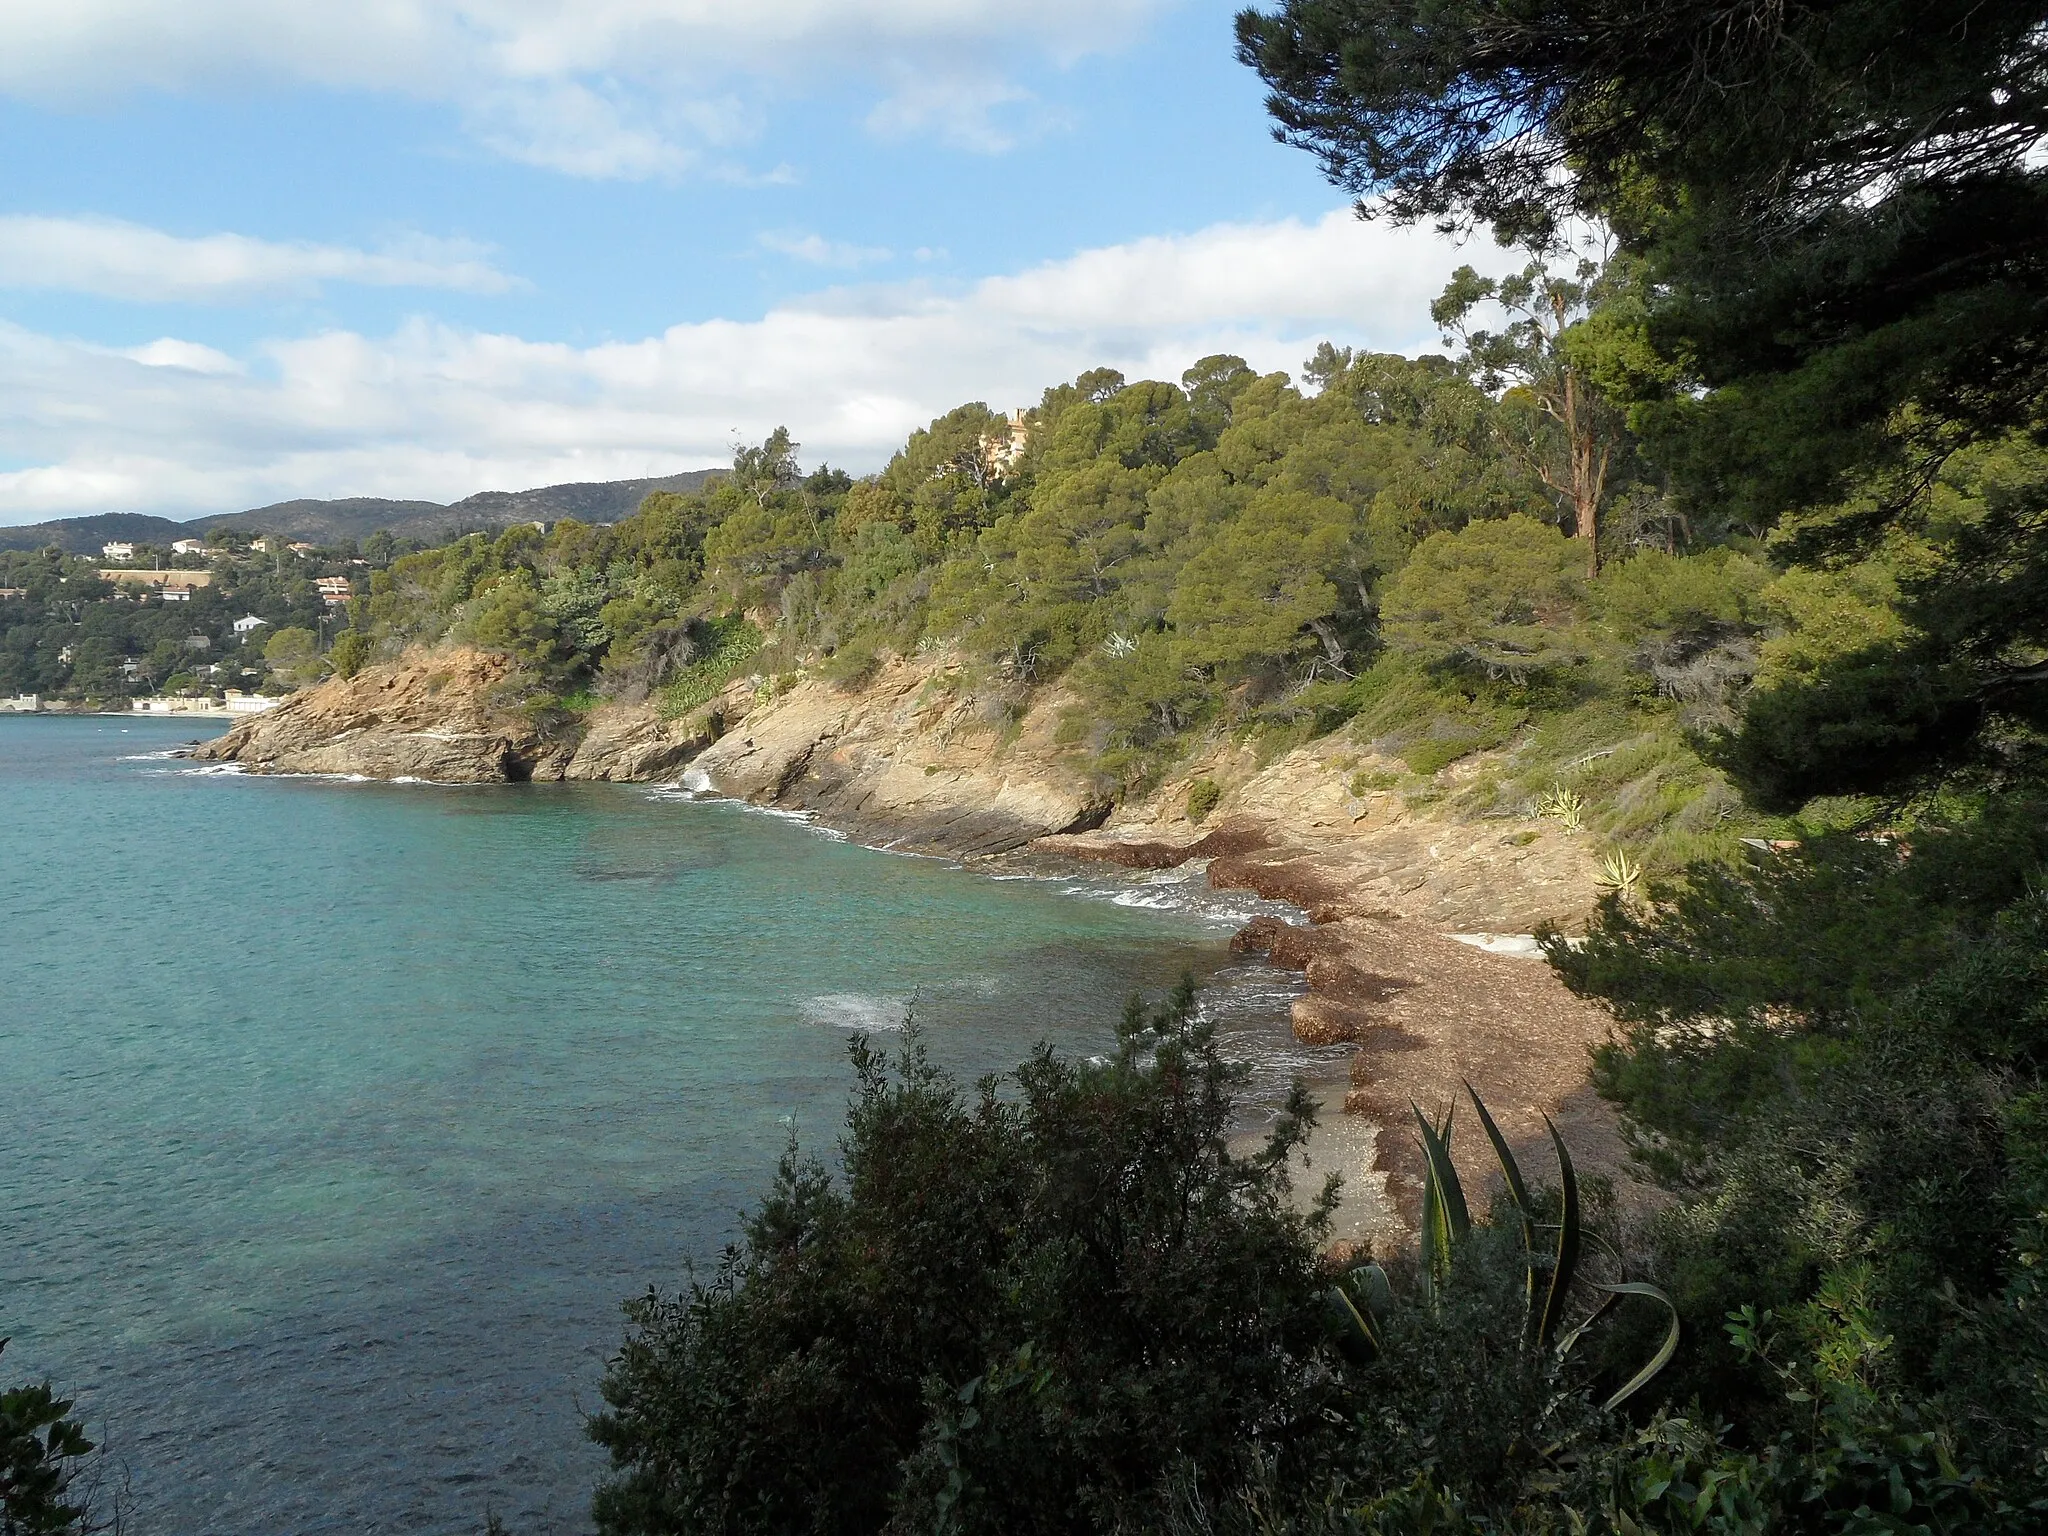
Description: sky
xmin=0 ymin=0 xmax=1518 ymax=525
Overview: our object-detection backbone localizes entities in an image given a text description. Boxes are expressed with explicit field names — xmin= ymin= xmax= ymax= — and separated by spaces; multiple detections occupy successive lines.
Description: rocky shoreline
xmin=191 ymin=646 xmax=1637 ymax=1246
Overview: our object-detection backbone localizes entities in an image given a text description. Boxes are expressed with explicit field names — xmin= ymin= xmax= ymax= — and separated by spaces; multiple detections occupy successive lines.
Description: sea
xmin=0 ymin=715 xmax=1331 ymax=1534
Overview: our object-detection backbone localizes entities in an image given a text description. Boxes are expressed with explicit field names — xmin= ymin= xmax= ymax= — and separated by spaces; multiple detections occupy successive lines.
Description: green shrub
xmin=1186 ymin=776 xmax=1222 ymax=821
xmin=329 ymin=629 xmax=374 ymax=681
xmin=1 ymin=1342 xmax=99 ymax=1533
xmin=588 ymin=986 xmax=1349 ymax=1534
xmin=822 ymin=638 xmax=881 ymax=691
xmin=655 ymin=617 xmax=762 ymax=720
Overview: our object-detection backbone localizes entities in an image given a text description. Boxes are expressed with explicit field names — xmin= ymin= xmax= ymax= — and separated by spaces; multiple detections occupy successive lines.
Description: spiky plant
xmin=1538 ymin=786 xmax=1585 ymax=831
xmin=1331 ymin=1086 xmax=1679 ymax=1413
xmin=1596 ymin=848 xmax=1644 ymax=903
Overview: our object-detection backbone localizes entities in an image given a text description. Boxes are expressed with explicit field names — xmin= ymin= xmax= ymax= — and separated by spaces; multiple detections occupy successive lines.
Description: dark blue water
xmin=0 ymin=716 xmax=1310 ymax=1533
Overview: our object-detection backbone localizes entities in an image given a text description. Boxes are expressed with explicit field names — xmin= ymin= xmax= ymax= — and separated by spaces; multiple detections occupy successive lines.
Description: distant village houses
xmin=232 ymin=615 xmax=269 ymax=635
xmin=170 ymin=539 xmax=207 ymax=555
xmin=315 ymin=576 xmax=353 ymax=606
xmin=101 ymin=541 xmax=136 ymax=561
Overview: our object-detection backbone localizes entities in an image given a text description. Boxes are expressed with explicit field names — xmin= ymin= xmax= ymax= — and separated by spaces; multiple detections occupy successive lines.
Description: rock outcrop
xmin=190 ymin=648 xmax=576 ymax=781
xmin=688 ymin=659 xmax=1113 ymax=855
xmin=560 ymin=704 xmax=710 ymax=782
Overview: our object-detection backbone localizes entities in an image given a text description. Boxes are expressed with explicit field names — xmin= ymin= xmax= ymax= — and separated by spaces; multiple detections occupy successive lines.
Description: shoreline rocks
xmin=190 ymin=649 xmax=576 ymax=782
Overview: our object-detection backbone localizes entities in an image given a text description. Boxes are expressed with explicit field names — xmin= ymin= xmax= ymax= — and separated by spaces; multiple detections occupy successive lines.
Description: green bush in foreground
xmin=1 ymin=1340 xmax=100 ymax=1534
xmin=588 ymin=986 xmax=1350 ymax=1534
xmin=590 ymin=966 xmax=2048 ymax=1534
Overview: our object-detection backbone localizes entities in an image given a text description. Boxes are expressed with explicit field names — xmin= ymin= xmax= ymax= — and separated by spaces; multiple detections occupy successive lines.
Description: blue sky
xmin=0 ymin=1 xmax=1512 ymax=523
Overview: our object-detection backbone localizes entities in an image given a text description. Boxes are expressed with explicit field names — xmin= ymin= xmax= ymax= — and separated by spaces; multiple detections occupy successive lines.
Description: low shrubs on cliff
xmin=655 ymin=618 xmax=763 ymax=720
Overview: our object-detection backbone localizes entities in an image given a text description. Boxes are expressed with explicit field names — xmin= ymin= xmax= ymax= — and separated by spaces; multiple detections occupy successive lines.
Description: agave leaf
xmin=1465 ymin=1084 xmax=1531 ymax=1213
xmin=1466 ymin=1084 xmax=1537 ymax=1331
xmin=1535 ymin=1113 xmax=1580 ymax=1350
xmin=1552 ymin=1290 xmax=1619 ymax=1360
xmin=1592 ymin=1281 xmax=1682 ymax=1410
xmin=1329 ymin=1280 xmax=1383 ymax=1360
xmin=1411 ymin=1104 xmax=1469 ymax=1303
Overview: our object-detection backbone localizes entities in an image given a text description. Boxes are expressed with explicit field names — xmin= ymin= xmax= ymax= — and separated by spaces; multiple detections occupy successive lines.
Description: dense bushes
xmin=588 ymin=967 xmax=2048 ymax=1533
xmin=588 ymin=986 xmax=1350 ymax=1534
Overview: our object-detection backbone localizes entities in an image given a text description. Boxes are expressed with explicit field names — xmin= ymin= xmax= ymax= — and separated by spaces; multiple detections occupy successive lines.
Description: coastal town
xmin=0 ymin=525 xmax=434 ymax=715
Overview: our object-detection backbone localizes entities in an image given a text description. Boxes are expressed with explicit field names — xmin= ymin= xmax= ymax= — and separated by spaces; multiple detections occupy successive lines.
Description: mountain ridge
xmin=0 ymin=469 xmax=723 ymax=554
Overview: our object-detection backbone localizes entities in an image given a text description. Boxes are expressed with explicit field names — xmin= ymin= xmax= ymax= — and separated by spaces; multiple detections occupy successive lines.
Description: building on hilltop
xmin=232 ymin=614 xmax=269 ymax=635
xmin=171 ymin=539 xmax=207 ymax=555
xmin=101 ymin=541 xmax=136 ymax=561
xmin=980 ymin=408 xmax=1033 ymax=479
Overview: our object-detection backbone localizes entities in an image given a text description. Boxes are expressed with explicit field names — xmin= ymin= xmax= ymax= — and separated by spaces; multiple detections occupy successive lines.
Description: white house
xmin=232 ymin=614 xmax=269 ymax=636
xmin=102 ymin=541 xmax=135 ymax=560
xmin=171 ymin=539 xmax=207 ymax=555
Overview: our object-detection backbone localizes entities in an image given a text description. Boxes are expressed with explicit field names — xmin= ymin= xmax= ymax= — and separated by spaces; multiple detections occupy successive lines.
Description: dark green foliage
xmin=588 ymin=985 xmax=1348 ymax=1534
xmin=328 ymin=630 xmax=373 ymax=681
xmin=1543 ymin=813 xmax=2048 ymax=1511
xmin=1186 ymin=777 xmax=1222 ymax=822
xmin=1 ymin=1342 xmax=97 ymax=1534
xmin=1236 ymin=0 xmax=2048 ymax=503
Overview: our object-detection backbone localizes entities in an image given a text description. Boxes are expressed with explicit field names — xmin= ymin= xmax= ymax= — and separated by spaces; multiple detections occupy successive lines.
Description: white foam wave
xmin=800 ymin=993 xmax=910 ymax=1032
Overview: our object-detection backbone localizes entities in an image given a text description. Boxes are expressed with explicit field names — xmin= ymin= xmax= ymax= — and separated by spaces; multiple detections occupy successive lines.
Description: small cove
xmin=0 ymin=716 xmax=1318 ymax=1534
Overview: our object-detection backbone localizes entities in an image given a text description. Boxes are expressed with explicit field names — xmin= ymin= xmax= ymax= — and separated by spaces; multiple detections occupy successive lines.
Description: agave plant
xmin=1330 ymin=1086 xmax=1679 ymax=1412
xmin=1596 ymin=848 xmax=1645 ymax=903
xmin=1537 ymin=785 xmax=1585 ymax=831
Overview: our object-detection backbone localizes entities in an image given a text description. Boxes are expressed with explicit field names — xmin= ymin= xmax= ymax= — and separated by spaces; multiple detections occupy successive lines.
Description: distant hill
xmin=0 ymin=470 xmax=724 ymax=554
xmin=0 ymin=512 xmax=192 ymax=553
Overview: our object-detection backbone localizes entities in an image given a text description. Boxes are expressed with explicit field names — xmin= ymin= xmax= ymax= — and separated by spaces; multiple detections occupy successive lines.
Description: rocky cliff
xmin=685 ymin=658 xmax=1112 ymax=855
xmin=191 ymin=649 xmax=572 ymax=780
xmin=191 ymin=647 xmax=705 ymax=783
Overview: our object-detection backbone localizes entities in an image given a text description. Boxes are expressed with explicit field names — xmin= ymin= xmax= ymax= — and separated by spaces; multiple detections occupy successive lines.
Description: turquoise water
xmin=0 ymin=716 xmax=1313 ymax=1533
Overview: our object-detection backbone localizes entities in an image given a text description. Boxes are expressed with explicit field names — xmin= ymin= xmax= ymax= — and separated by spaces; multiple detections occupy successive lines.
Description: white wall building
xmin=101 ymin=541 xmax=135 ymax=560
xmin=232 ymin=615 xmax=269 ymax=635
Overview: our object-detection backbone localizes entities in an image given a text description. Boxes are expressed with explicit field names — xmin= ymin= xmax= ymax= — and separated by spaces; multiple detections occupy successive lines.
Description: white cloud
xmin=0 ymin=216 xmax=521 ymax=303
xmin=0 ymin=208 xmax=1520 ymax=521
xmin=123 ymin=338 xmax=244 ymax=373
xmin=0 ymin=1 xmax=1166 ymax=175
xmin=758 ymin=231 xmax=894 ymax=268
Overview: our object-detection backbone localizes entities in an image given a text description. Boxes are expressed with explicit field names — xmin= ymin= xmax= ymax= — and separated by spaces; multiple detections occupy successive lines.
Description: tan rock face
xmin=690 ymin=658 xmax=1112 ymax=855
xmin=190 ymin=648 xmax=573 ymax=782
xmin=562 ymin=704 xmax=709 ymax=782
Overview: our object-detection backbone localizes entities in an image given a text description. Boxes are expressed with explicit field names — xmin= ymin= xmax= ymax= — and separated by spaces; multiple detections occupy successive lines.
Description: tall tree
xmin=1235 ymin=0 xmax=2048 ymax=513
xmin=1433 ymin=256 xmax=1622 ymax=570
xmin=1238 ymin=0 xmax=2048 ymax=799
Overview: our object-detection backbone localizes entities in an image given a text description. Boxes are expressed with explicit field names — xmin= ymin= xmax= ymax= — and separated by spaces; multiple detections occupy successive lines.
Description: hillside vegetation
xmin=340 ymin=330 xmax=1872 ymax=874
